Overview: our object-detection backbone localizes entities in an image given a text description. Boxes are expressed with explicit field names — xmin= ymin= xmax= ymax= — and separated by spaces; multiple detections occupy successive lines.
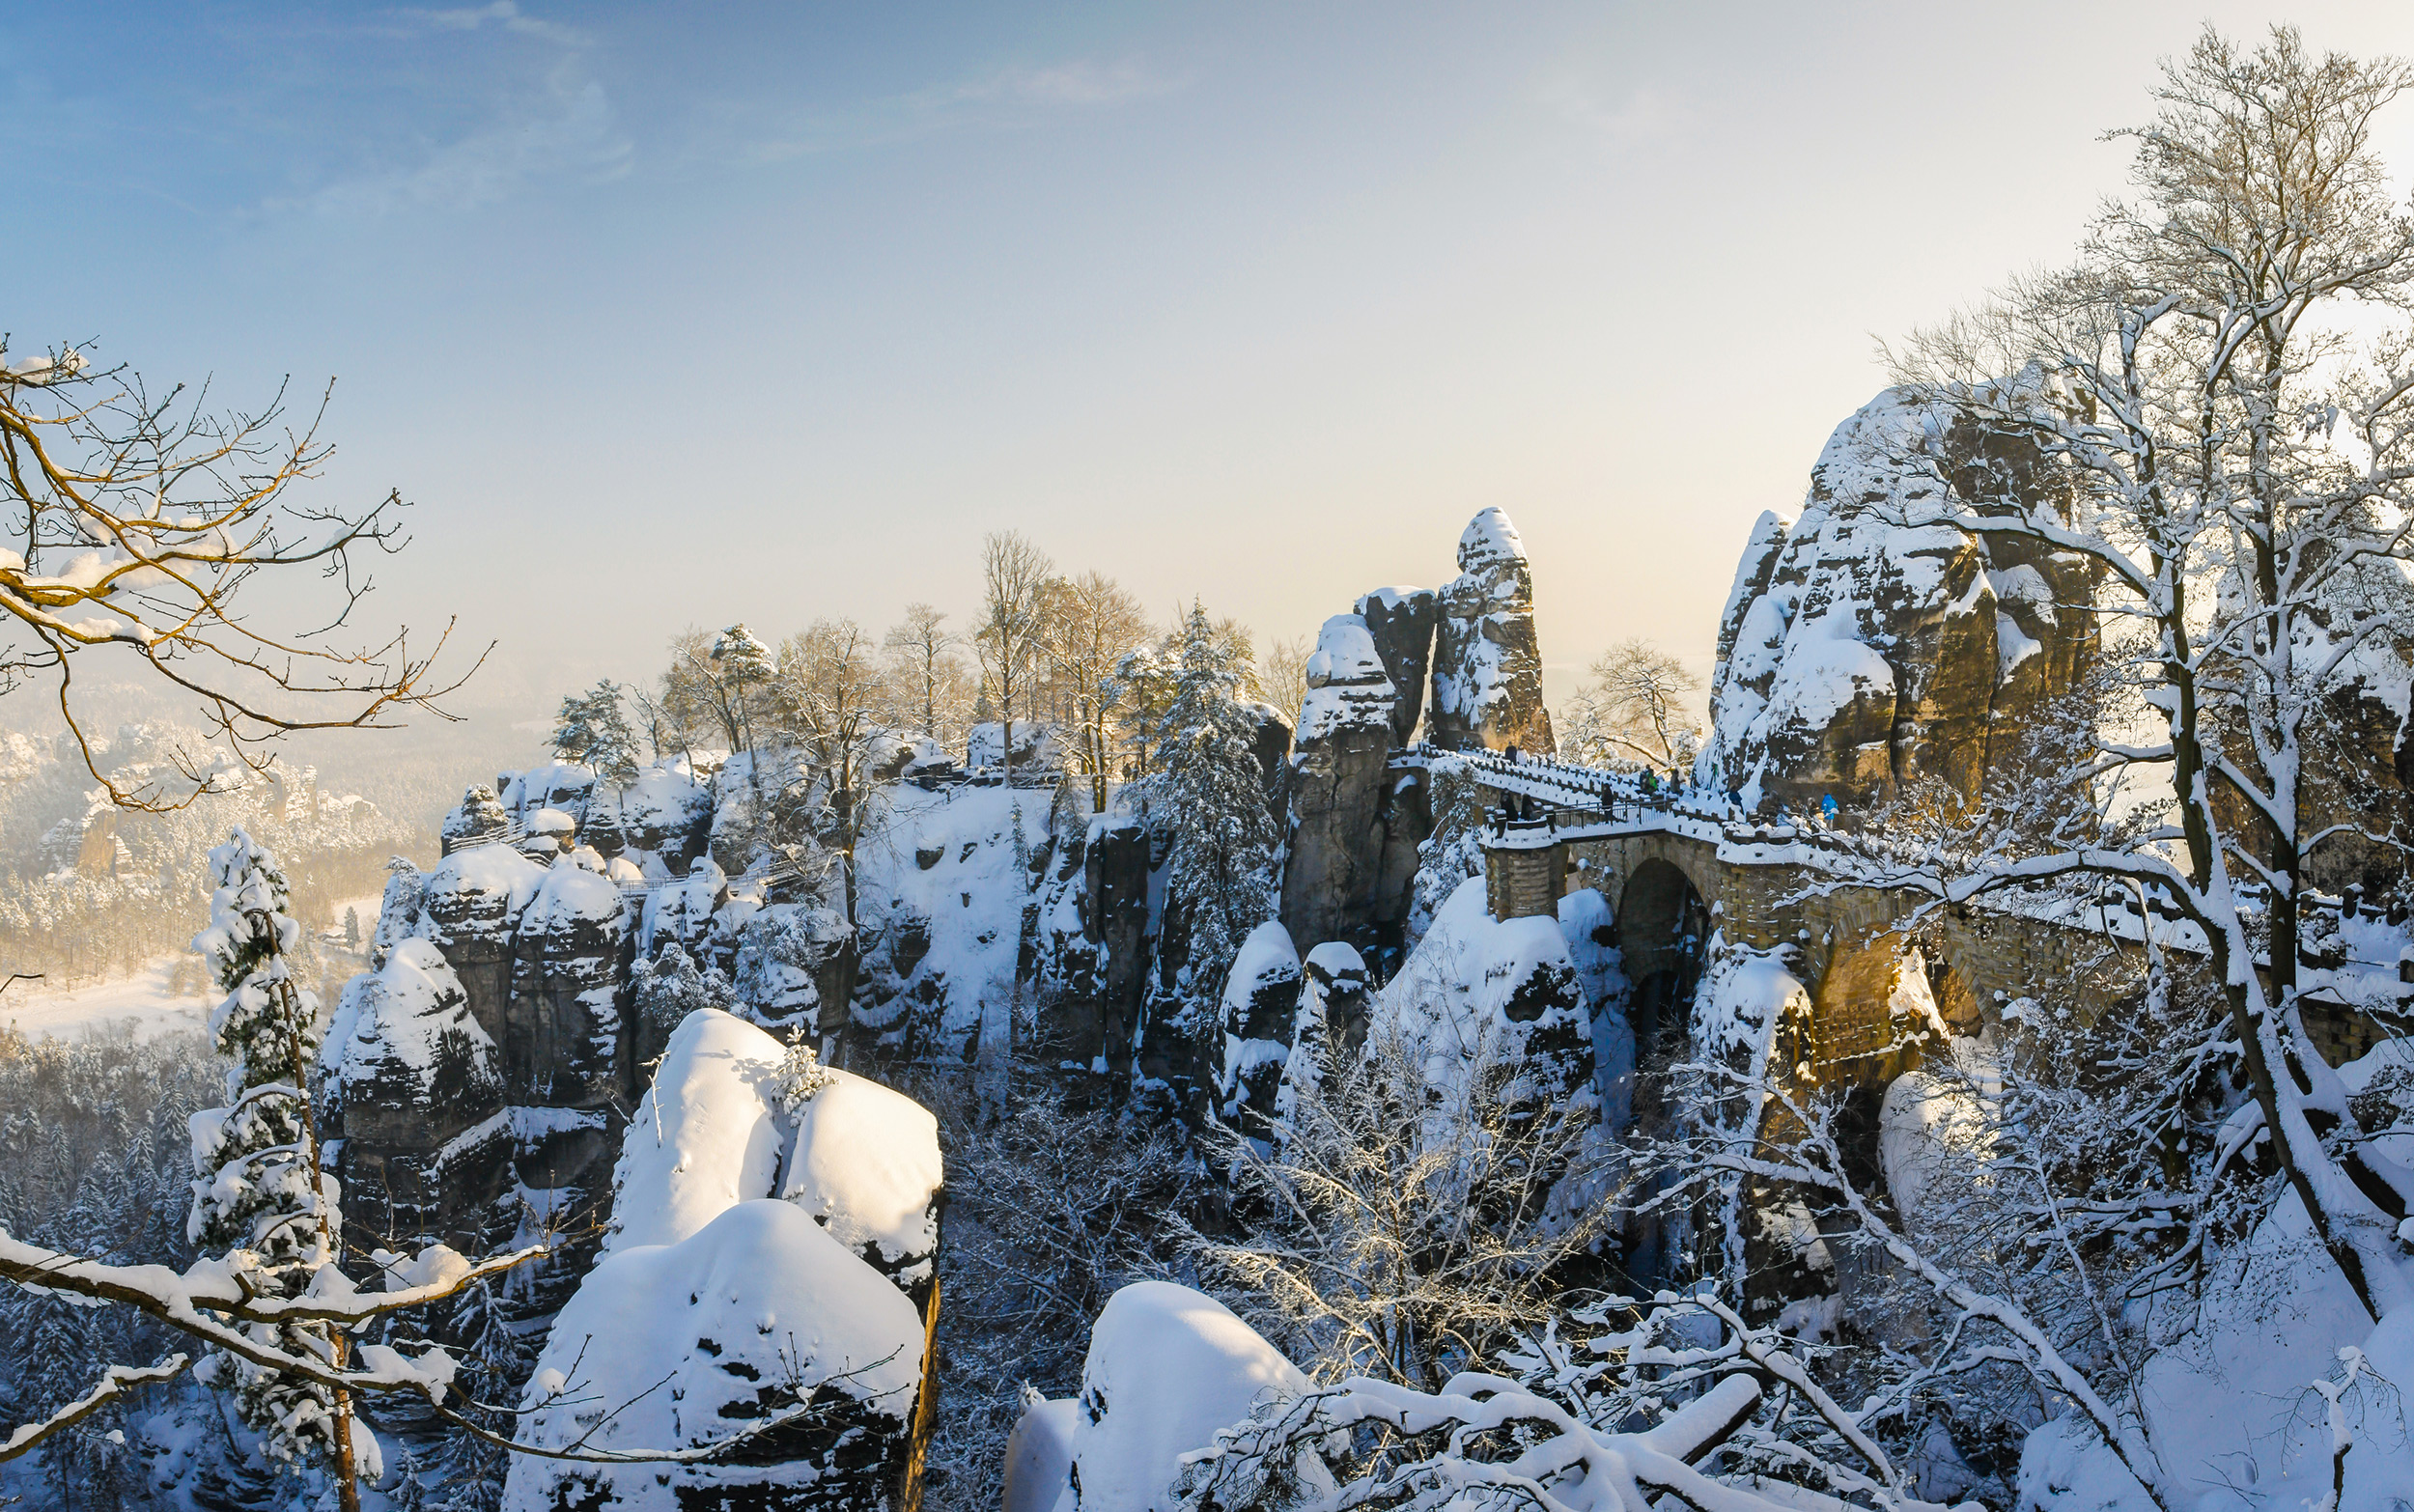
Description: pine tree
xmin=425 ymin=1277 xmax=529 ymax=1512
xmin=186 ymin=826 xmax=368 ymax=1498
xmin=1127 ymin=603 xmax=1279 ymax=1113
xmin=550 ymin=679 xmax=642 ymax=786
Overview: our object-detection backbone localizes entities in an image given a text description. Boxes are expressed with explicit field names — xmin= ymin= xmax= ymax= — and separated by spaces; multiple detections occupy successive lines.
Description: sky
xmin=11 ymin=1 xmax=2414 ymax=727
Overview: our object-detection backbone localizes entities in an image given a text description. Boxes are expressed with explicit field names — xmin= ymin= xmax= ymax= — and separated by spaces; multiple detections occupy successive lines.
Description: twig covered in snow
xmin=0 ymin=1354 xmax=189 ymax=1462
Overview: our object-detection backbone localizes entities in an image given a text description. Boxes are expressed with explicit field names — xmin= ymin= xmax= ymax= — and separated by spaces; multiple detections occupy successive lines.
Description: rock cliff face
xmin=1356 ymin=587 xmax=1437 ymax=745
xmin=334 ymin=770 xmax=718 ymax=1272
xmin=1279 ymin=508 xmax=1560 ymax=971
xmin=1280 ymin=615 xmax=1401 ymax=954
xmin=1430 ymin=508 xmax=1555 ymax=755
xmin=1219 ymin=920 xmax=1303 ymax=1151
xmin=1275 ymin=940 xmax=1372 ymax=1135
xmin=1701 ymin=389 xmax=2099 ymax=817
xmin=324 ymin=937 xmax=510 ymax=1252
xmin=1030 ymin=814 xmax=1151 ymax=1077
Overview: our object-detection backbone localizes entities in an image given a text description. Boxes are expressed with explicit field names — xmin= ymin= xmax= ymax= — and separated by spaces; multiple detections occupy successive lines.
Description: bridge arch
xmin=1802 ymin=925 xmax=1987 ymax=1088
xmin=1614 ymin=857 xmax=1713 ymax=1085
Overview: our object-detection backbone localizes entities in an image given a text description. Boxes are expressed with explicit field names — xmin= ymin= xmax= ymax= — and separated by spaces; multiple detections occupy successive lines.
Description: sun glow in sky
xmin=11 ymin=2 xmax=2414 ymax=717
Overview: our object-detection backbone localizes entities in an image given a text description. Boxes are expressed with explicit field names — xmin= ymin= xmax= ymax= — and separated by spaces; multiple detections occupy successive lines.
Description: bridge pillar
xmin=1482 ymin=828 xmax=1565 ymax=920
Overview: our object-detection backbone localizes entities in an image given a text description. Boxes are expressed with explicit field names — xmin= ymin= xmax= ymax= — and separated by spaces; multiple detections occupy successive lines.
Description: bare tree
xmin=1256 ymin=633 xmax=1311 ymax=729
xmin=1170 ymin=1287 xmax=1934 ymax=1512
xmin=881 ymin=602 xmax=970 ymax=750
xmin=0 ymin=341 xmax=479 ymax=809
xmin=1038 ymin=570 xmax=1150 ymax=809
xmin=1886 ymin=23 xmax=2414 ymax=1323
xmin=974 ymin=531 xmax=1054 ymax=783
xmin=774 ymin=618 xmax=889 ymax=925
xmin=1562 ymin=637 xmax=1700 ymax=770
xmin=1184 ymin=1018 xmax=1617 ymax=1390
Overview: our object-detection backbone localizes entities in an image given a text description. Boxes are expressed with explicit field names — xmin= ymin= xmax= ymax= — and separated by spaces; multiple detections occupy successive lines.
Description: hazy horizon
xmin=14 ymin=1 xmax=2414 ymax=730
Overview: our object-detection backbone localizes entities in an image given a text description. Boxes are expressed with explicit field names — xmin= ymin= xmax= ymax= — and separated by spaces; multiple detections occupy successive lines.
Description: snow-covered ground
xmin=2 ymin=891 xmax=385 ymax=1042
xmin=0 ymin=956 xmax=211 ymax=1041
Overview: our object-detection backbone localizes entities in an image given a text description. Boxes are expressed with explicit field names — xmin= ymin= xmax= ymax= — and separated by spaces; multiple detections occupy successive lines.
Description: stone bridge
xmin=1425 ymin=746 xmax=2409 ymax=1081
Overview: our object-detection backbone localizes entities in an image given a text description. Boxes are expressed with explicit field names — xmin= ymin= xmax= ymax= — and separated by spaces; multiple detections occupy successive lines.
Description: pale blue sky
xmin=11 ymin=2 xmax=2414 ymax=716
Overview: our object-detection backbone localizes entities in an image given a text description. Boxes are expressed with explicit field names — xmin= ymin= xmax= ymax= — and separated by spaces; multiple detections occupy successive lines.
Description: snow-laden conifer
xmin=1128 ymin=603 xmax=1280 ymax=1098
xmin=550 ymin=679 xmax=642 ymax=786
xmin=186 ymin=826 xmax=372 ymax=1489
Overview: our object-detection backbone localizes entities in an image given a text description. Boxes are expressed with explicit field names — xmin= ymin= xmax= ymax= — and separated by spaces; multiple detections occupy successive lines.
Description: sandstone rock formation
xmin=1430 ymin=507 xmax=1555 ymax=754
xmin=1275 ymin=940 xmax=1372 ymax=1138
xmin=1702 ymin=388 xmax=2100 ymax=817
xmin=1356 ymin=586 xmax=1438 ymax=744
xmin=1031 ymin=813 xmax=1152 ymax=1078
xmin=1279 ymin=614 xmax=1399 ymax=953
xmin=337 ymin=779 xmax=660 ymax=1274
xmin=1279 ymin=510 xmax=1559 ymax=970
xmin=509 ymin=1010 xmax=939 ymax=1512
xmin=324 ymin=937 xmax=511 ymax=1252
xmin=1219 ymin=919 xmax=1303 ymax=1150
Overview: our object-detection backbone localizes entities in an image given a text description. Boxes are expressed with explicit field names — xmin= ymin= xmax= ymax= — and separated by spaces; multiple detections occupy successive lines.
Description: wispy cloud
xmin=408 ymin=0 xmax=592 ymax=48
xmin=732 ymin=56 xmax=1182 ymax=164
xmin=276 ymin=56 xmax=630 ymax=217
xmin=930 ymin=59 xmax=1178 ymax=109
xmin=1540 ymin=78 xmax=1682 ymax=146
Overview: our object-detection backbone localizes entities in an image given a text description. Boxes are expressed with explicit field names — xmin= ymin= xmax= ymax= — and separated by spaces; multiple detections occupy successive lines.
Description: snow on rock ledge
xmin=1379 ymin=875 xmax=1595 ymax=1113
xmin=1699 ymin=386 xmax=2101 ymax=817
xmin=1015 ymin=1281 xmax=1305 ymax=1512
xmin=502 ymin=1199 xmax=925 ymax=1512
xmin=608 ymin=1008 xmax=942 ymax=1298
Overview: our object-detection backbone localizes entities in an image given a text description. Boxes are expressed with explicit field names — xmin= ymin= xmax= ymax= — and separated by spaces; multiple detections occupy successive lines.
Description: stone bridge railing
xmin=1426 ymin=743 xmax=2412 ymax=1072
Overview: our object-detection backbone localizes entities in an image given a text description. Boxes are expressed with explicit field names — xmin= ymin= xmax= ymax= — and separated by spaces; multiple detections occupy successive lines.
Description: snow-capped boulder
xmin=608 ymin=761 xmax=716 ymax=875
xmin=500 ymin=761 xmax=598 ymax=831
xmin=1277 ymin=941 xmax=1371 ymax=1138
xmin=1294 ymin=615 xmax=1393 ymax=745
xmin=605 ymin=1009 xmax=787 ymax=1256
xmin=1061 ymin=1282 xmax=1305 ymax=1512
xmin=1381 ymin=876 xmax=1595 ymax=1114
xmin=781 ymin=1065 xmax=944 ymax=1301
xmin=502 ymin=1199 xmax=925 ymax=1512
xmin=1430 ymin=508 xmax=1554 ymax=754
xmin=1220 ymin=920 xmax=1304 ymax=1150
xmin=609 ymin=1009 xmax=943 ymax=1302
xmin=1003 ymin=1395 xmax=1080 ymax=1512
xmin=1701 ymin=387 xmax=2101 ymax=816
